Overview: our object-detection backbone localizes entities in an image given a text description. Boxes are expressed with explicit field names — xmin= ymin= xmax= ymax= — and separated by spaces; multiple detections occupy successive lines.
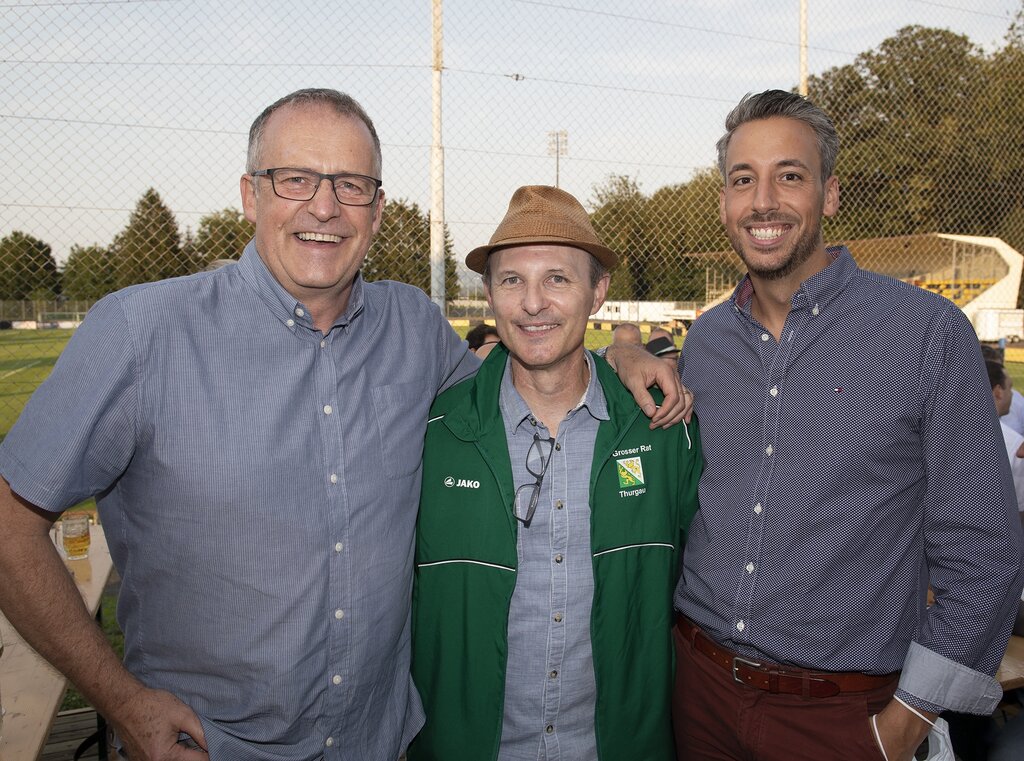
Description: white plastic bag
xmin=920 ymin=717 xmax=955 ymax=761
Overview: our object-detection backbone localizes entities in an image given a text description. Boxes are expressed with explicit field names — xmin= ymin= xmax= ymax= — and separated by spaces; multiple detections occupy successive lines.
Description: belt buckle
xmin=732 ymin=655 xmax=761 ymax=683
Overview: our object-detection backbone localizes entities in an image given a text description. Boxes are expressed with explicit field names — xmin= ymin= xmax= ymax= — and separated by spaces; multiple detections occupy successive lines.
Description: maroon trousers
xmin=672 ymin=618 xmax=898 ymax=761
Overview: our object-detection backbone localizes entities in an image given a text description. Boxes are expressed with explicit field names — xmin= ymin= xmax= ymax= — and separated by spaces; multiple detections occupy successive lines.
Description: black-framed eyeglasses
xmin=514 ymin=433 xmax=555 ymax=527
xmin=251 ymin=167 xmax=382 ymax=206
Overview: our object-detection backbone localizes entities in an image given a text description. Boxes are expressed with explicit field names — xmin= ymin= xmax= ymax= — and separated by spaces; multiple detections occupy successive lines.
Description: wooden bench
xmin=1 ymin=526 xmax=114 ymax=760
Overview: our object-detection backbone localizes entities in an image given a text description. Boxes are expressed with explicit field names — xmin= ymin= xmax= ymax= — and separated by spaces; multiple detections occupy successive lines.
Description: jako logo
xmin=444 ymin=476 xmax=480 ymax=489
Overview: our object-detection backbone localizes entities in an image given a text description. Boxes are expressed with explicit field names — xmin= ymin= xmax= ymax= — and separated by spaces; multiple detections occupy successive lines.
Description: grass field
xmin=0 ymin=329 xmax=74 ymax=438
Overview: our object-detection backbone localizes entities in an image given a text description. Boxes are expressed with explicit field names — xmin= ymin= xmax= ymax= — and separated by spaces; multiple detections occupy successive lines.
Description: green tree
xmin=62 ymin=244 xmax=115 ymax=300
xmin=363 ymin=199 xmax=458 ymax=299
xmin=590 ymin=175 xmax=652 ymax=301
xmin=646 ymin=169 xmax=731 ymax=301
xmin=987 ymin=3 xmax=1024 ymax=259
xmin=193 ymin=208 xmax=253 ymax=268
xmin=0 ymin=231 xmax=59 ymax=300
xmin=110 ymin=188 xmax=185 ymax=290
xmin=808 ymin=26 xmax=990 ymax=240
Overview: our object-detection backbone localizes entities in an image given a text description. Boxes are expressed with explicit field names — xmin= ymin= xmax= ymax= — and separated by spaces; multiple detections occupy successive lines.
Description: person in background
xmin=646 ymin=335 xmax=680 ymax=369
xmin=648 ymin=326 xmax=673 ymax=343
xmin=612 ymin=321 xmax=643 ymax=347
xmin=410 ymin=186 xmax=701 ymax=761
xmin=673 ymin=88 xmax=1023 ymax=761
xmin=1005 ymin=390 xmax=1024 ymax=437
xmin=988 ymin=359 xmax=1024 ymax=526
xmin=466 ymin=322 xmax=502 ymax=359
xmin=0 ymin=89 xmax=688 ymax=761
xmin=981 ymin=344 xmax=1024 ymax=438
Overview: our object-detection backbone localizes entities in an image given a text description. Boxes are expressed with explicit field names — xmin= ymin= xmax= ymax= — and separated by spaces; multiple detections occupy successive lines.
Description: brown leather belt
xmin=678 ymin=616 xmax=898 ymax=699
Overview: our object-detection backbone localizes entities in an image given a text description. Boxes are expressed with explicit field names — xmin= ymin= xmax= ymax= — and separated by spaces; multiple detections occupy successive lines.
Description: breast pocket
xmin=372 ymin=381 xmax=431 ymax=478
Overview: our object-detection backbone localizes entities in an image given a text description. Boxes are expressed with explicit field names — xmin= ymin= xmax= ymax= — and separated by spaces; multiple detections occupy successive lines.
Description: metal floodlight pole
xmin=799 ymin=0 xmax=808 ymax=96
xmin=430 ymin=0 xmax=446 ymax=310
xmin=547 ymin=130 xmax=568 ymax=188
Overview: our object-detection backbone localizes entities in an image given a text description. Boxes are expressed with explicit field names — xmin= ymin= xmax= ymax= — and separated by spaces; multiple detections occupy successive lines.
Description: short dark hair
xmin=247 ymin=88 xmax=382 ymax=176
xmin=465 ymin=323 xmax=499 ymax=351
xmin=986 ymin=359 xmax=1008 ymax=391
xmin=717 ymin=89 xmax=839 ymax=186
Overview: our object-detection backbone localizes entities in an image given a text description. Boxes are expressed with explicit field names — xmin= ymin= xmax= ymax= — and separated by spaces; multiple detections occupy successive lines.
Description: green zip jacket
xmin=409 ymin=345 xmax=702 ymax=761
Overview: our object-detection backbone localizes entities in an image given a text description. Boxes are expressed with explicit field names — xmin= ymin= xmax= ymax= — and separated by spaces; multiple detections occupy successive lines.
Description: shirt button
xmin=770 ymin=386 xmax=778 ymax=397
xmin=324 ymin=405 xmax=333 ymax=415
xmin=529 ymin=417 xmax=537 ymax=426
xmin=746 ymin=562 xmax=755 ymax=573
xmin=332 ymin=674 xmax=342 ymax=685
xmin=761 ymin=333 xmax=770 ymax=341
xmin=320 ymin=339 xmax=326 ymax=349
xmin=549 ymin=670 xmax=558 ymax=679
xmin=554 ymin=554 xmax=563 ymax=564
xmin=334 ymin=542 xmax=343 ymax=553
xmin=335 ymin=609 xmax=344 ymax=620
xmin=325 ymin=737 xmax=334 ymax=747
xmin=330 ymin=473 xmax=338 ymax=484
xmin=553 ymin=612 xmax=563 ymax=622
xmin=295 ymin=307 xmax=305 ymax=317
xmin=754 ymin=503 xmax=763 ymax=514
xmin=555 ymin=500 xmax=564 ymax=510
xmin=286 ymin=319 xmax=295 ymax=328
xmin=765 ymin=445 xmax=773 ymax=456
xmin=736 ymin=620 xmax=745 ymax=632
xmin=545 ymin=725 xmax=554 ymax=734
xmin=812 ymin=305 xmax=820 ymax=316
xmin=554 ymin=443 xmax=561 ymax=451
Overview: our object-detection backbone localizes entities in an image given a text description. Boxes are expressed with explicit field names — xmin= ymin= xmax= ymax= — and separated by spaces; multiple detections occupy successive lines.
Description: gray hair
xmin=481 ymin=249 xmax=608 ymax=289
xmin=246 ymin=88 xmax=382 ymax=177
xmin=716 ymin=89 xmax=839 ymax=186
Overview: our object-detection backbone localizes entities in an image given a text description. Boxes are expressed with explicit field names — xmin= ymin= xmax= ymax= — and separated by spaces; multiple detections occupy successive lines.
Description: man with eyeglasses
xmin=0 ymin=91 xmax=688 ymax=761
xmin=409 ymin=185 xmax=702 ymax=761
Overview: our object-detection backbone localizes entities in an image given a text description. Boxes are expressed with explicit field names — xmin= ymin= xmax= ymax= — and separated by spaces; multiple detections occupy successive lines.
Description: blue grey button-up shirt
xmin=0 ymin=242 xmax=477 ymax=761
xmin=498 ymin=354 xmax=606 ymax=761
xmin=675 ymin=247 xmax=1024 ymax=715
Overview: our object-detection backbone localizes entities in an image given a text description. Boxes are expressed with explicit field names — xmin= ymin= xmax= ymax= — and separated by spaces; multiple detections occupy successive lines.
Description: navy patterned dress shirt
xmin=675 ymin=247 xmax=1024 ymax=714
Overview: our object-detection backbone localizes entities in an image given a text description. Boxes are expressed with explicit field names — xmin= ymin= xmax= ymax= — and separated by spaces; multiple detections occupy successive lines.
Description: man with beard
xmin=672 ymin=89 xmax=1024 ymax=761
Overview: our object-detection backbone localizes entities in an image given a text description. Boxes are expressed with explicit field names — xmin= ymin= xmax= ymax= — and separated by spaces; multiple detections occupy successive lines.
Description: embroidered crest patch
xmin=616 ymin=457 xmax=645 ymax=488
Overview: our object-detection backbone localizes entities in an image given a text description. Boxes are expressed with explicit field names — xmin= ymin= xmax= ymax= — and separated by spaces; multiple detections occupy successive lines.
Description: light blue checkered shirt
xmin=0 ymin=241 xmax=477 ymax=761
xmin=497 ymin=352 xmax=607 ymax=761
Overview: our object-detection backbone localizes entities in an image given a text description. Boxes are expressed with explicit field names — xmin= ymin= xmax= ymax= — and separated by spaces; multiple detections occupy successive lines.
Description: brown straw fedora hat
xmin=465 ymin=185 xmax=618 ymax=274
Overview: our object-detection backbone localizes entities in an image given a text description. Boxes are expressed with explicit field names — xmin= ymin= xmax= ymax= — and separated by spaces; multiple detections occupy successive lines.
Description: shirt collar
xmin=499 ymin=350 xmax=609 ymax=438
xmin=236 ymin=240 xmax=366 ymax=332
xmin=733 ymin=245 xmax=856 ymax=314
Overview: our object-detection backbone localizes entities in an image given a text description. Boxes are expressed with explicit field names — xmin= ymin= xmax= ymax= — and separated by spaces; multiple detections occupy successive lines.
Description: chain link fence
xmin=2 ymin=0 xmax=1023 ymax=431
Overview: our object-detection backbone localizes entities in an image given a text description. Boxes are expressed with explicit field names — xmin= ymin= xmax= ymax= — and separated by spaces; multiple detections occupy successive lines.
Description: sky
xmin=1 ymin=0 xmax=1020 ymax=282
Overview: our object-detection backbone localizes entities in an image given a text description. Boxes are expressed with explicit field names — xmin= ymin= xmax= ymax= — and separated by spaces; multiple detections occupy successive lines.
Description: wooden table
xmin=0 ymin=525 xmax=114 ymax=761
xmin=997 ymin=634 xmax=1024 ymax=691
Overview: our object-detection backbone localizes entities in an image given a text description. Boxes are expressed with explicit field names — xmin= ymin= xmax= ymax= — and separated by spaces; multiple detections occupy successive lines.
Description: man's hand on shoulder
xmin=109 ymin=685 xmax=208 ymax=760
xmin=604 ymin=343 xmax=692 ymax=428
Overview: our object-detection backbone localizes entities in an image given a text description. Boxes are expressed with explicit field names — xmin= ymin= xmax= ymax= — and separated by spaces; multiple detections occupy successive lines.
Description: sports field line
xmin=0 ymin=359 xmax=43 ymax=380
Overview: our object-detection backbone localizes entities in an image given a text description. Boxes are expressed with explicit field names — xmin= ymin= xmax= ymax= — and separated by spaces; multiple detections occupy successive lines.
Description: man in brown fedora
xmin=408 ymin=185 xmax=703 ymax=761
